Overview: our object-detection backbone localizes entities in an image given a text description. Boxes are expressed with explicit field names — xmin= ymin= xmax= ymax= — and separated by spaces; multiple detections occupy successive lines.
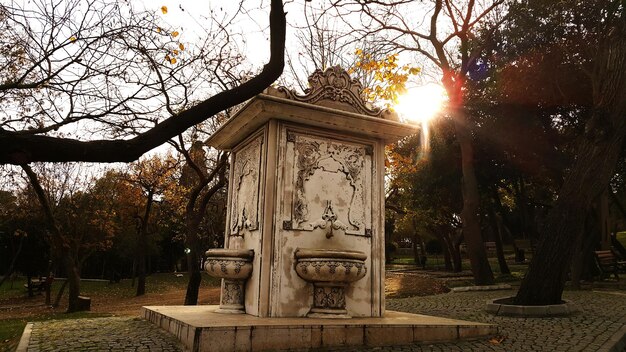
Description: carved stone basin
xmin=205 ymin=248 xmax=254 ymax=279
xmin=204 ymin=248 xmax=254 ymax=314
xmin=294 ymin=248 xmax=367 ymax=318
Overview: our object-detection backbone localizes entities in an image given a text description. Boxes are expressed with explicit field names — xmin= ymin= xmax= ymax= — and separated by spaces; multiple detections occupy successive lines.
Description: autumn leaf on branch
xmin=352 ymin=49 xmax=420 ymax=106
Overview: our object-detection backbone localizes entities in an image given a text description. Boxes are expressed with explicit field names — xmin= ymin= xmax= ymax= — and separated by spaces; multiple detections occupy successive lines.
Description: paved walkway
xmin=19 ymin=290 xmax=626 ymax=351
xmin=21 ymin=317 xmax=183 ymax=352
xmin=328 ymin=290 xmax=626 ymax=352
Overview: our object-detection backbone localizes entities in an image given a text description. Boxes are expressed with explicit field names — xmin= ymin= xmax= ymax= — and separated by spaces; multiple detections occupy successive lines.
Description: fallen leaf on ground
xmin=489 ymin=335 xmax=506 ymax=344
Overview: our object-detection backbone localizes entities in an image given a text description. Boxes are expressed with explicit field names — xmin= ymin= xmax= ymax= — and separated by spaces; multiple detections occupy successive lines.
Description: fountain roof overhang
xmin=205 ymin=67 xmax=420 ymax=150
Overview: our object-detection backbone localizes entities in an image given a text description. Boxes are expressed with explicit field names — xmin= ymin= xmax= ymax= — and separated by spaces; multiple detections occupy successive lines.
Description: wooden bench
xmin=24 ymin=277 xmax=52 ymax=292
xmin=514 ymin=239 xmax=535 ymax=263
xmin=594 ymin=250 xmax=626 ymax=280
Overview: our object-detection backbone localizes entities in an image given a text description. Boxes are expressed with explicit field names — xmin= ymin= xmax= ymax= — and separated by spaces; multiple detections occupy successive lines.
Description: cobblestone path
xmin=23 ymin=290 xmax=626 ymax=351
xmin=26 ymin=317 xmax=183 ymax=351
xmin=321 ymin=290 xmax=626 ymax=352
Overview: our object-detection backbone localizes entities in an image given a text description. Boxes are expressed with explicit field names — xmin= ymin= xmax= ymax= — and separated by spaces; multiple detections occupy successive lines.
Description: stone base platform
xmin=142 ymin=305 xmax=497 ymax=352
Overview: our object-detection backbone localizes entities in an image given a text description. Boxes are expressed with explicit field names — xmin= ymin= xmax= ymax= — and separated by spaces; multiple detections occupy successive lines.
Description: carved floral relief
xmin=287 ymin=132 xmax=371 ymax=236
xmin=230 ymin=135 xmax=263 ymax=235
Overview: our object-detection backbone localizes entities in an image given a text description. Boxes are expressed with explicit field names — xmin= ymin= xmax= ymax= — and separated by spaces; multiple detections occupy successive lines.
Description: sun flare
xmin=394 ymin=83 xmax=448 ymax=124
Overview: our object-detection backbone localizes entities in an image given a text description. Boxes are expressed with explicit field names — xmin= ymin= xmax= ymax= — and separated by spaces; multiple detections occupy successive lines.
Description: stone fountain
xmin=142 ymin=67 xmax=497 ymax=351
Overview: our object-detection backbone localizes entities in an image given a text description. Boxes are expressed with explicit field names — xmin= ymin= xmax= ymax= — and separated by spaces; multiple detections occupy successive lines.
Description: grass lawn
xmin=0 ymin=272 xmax=221 ymax=300
xmin=0 ymin=272 xmax=221 ymax=352
xmin=390 ymin=253 xmax=529 ymax=271
xmin=617 ymin=232 xmax=626 ymax=248
xmin=389 ymin=252 xmax=528 ymax=288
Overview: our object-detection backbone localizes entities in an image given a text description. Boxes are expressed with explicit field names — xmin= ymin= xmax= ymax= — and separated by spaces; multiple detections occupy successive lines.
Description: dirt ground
xmin=0 ymin=272 xmax=450 ymax=320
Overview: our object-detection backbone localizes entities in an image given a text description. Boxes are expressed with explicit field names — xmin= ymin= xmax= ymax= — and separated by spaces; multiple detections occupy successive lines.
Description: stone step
xmin=142 ymin=305 xmax=497 ymax=352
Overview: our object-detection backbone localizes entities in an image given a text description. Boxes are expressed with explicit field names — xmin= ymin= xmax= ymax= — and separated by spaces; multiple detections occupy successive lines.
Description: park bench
xmin=23 ymin=277 xmax=53 ymax=292
xmin=513 ymin=239 xmax=536 ymax=263
xmin=594 ymin=250 xmax=626 ymax=280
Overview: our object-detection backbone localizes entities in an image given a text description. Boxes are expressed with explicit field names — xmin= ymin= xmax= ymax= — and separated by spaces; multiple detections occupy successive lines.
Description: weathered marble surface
xmin=205 ymin=67 xmax=418 ymax=318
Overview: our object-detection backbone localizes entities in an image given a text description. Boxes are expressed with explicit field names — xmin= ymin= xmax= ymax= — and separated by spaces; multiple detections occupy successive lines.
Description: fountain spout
xmin=311 ymin=200 xmax=347 ymax=239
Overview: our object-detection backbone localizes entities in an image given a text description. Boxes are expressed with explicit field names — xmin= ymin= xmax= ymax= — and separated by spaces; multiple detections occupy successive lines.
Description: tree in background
xmin=172 ymin=137 xmax=228 ymax=305
xmin=490 ymin=0 xmax=626 ymax=305
xmin=20 ymin=163 xmax=118 ymax=311
xmin=333 ymin=0 xmax=507 ymax=284
xmin=126 ymin=155 xmax=178 ymax=296
xmin=387 ymin=121 xmax=464 ymax=272
xmin=0 ymin=189 xmax=49 ymax=289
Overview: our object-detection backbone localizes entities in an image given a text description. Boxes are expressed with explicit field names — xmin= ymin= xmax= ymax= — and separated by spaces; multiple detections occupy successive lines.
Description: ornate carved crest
xmin=275 ymin=66 xmax=396 ymax=119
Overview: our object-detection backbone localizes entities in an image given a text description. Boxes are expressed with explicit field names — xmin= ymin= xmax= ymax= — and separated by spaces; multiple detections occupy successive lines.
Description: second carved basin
xmin=294 ymin=248 xmax=367 ymax=283
xmin=294 ymin=248 xmax=367 ymax=318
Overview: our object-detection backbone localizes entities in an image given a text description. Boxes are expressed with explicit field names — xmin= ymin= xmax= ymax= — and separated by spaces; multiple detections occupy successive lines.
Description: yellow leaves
xmin=171 ymin=31 xmax=179 ymax=38
xmin=408 ymin=67 xmax=421 ymax=75
xmin=156 ymin=27 xmax=162 ymax=33
xmin=69 ymin=36 xmax=77 ymax=42
xmin=161 ymin=6 xmax=168 ymax=14
xmin=165 ymin=54 xmax=177 ymax=65
xmin=165 ymin=44 xmax=184 ymax=65
xmin=351 ymin=48 xmax=422 ymax=106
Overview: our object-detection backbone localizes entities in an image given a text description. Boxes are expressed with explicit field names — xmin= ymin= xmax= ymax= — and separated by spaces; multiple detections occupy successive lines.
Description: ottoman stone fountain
xmin=142 ymin=67 xmax=497 ymax=351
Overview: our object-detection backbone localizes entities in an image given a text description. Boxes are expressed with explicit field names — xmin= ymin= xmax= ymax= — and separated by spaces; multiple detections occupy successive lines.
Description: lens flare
xmin=395 ymin=83 xmax=447 ymax=159
xmin=395 ymin=83 xmax=447 ymax=124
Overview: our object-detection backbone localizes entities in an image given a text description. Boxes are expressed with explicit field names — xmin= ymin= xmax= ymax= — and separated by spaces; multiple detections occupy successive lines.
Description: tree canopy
xmin=0 ymin=0 xmax=285 ymax=164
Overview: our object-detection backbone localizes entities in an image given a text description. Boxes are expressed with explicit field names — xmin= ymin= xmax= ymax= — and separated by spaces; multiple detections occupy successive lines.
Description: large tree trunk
xmin=136 ymin=242 xmax=146 ymax=296
xmin=571 ymin=212 xmax=599 ymax=289
xmin=64 ymin=255 xmax=83 ymax=312
xmin=184 ymin=230 xmax=202 ymax=305
xmin=515 ymin=19 xmax=626 ymax=305
xmin=597 ymin=190 xmax=611 ymax=250
xmin=451 ymin=107 xmax=494 ymax=284
xmin=493 ymin=218 xmax=511 ymax=275
xmin=20 ymin=164 xmax=86 ymax=311
xmin=515 ymin=137 xmax=624 ymax=304
xmin=437 ymin=233 xmax=453 ymax=271
xmin=53 ymin=280 xmax=68 ymax=308
xmin=488 ymin=207 xmax=511 ymax=275
xmin=411 ymin=232 xmax=420 ymax=267
xmin=181 ymin=151 xmax=228 ymax=305
xmin=136 ymin=190 xmax=154 ymax=297
xmin=184 ymin=250 xmax=202 ymax=305
xmin=451 ymin=230 xmax=463 ymax=272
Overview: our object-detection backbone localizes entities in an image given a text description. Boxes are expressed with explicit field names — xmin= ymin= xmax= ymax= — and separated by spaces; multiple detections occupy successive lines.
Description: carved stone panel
xmin=230 ymin=135 xmax=263 ymax=235
xmin=285 ymin=132 xmax=371 ymax=236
